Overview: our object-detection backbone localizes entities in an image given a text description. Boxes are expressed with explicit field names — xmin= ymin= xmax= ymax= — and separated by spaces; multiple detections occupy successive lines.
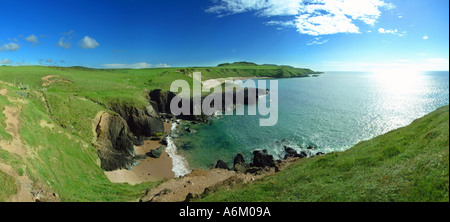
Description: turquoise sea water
xmin=173 ymin=71 xmax=449 ymax=170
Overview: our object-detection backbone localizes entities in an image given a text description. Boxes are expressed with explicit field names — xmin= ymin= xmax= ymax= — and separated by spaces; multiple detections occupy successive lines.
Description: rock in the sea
xmin=295 ymin=151 xmax=308 ymax=158
xmin=215 ymin=160 xmax=229 ymax=170
xmin=283 ymin=146 xmax=308 ymax=159
xmin=315 ymin=152 xmax=324 ymax=156
xmin=233 ymin=154 xmax=246 ymax=166
xmin=284 ymin=146 xmax=298 ymax=159
xmin=233 ymin=154 xmax=250 ymax=173
xmin=252 ymin=150 xmax=276 ymax=168
xmin=307 ymin=145 xmax=315 ymax=150
xmin=161 ymin=136 xmax=168 ymax=146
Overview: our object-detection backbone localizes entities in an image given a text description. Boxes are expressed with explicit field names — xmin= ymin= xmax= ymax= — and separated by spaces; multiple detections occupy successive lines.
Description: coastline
xmin=104 ymin=122 xmax=175 ymax=185
xmin=105 ymin=76 xmax=285 ymax=185
xmin=202 ymin=76 xmax=271 ymax=89
xmin=105 ymin=74 xmax=316 ymax=189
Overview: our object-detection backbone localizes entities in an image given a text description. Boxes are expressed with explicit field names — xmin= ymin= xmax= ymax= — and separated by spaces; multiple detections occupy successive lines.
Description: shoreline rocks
xmin=215 ymin=160 xmax=229 ymax=170
xmin=251 ymin=150 xmax=276 ymax=168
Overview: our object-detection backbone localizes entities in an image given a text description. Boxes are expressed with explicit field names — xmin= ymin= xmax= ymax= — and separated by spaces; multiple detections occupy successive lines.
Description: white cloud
xmin=57 ymin=37 xmax=72 ymax=49
xmin=155 ymin=63 xmax=171 ymax=68
xmin=80 ymin=36 xmax=99 ymax=49
xmin=0 ymin=43 xmax=20 ymax=52
xmin=266 ymin=20 xmax=296 ymax=27
xmin=206 ymin=0 xmax=302 ymax=16
xmin=25 ymin=34 xmax=39 ymax=43
xmin=103 ymin=63 xmax=153 ymax=69
xmin=378 ymin=27 xmax=406 ymax=36
xmin=207 ymin=0 xmax=394 ymax=36
xmin=307 ymin=37 xmax=329 ymax=45
xmin=0 ymin=58 xmax=13 ymax=64
xmin=423 ymin=35 xmax=429 ymax=40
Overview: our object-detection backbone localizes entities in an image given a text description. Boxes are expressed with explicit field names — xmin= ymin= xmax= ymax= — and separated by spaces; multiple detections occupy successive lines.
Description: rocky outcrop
xmin=251 ymin=150 xmax=276 ymax=168
xmin=109 ymin=103 xmax=164 ymax=138
xmin=95 ymin=112 xmax=137 ymax=171
xmin=148 ymin=146 xmax=165 ymax=158
xmin=233 ymin=154 xmax=250 ymax=173
xmin=284 ymin=146 xmax=307 ymax=159
xmin=148 ymin=89 xmax=177 ymax=114
xmin=148 ymin=88 xmax=269 ymax=124
xmin=215 ymin=160 xmax=229 ymax=170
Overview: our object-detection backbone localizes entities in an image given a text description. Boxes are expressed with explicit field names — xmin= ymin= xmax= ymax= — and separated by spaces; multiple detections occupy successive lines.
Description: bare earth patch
xmin=0 ymin=106 xmax=27 ymax=157
xmin=39 ymin=120 xmax=54 ymax=129
xmin=0 ymin=88 xmax=7 ymax=96
xmin=0 ymin=162 xmax=34 ymax=202
xmin=41 ymin=75 xmax=73 ymax=87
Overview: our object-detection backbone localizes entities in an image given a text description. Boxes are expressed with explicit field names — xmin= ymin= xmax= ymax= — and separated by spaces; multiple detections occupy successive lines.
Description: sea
xmin=166 ymin=71 xmax=449 ymax=176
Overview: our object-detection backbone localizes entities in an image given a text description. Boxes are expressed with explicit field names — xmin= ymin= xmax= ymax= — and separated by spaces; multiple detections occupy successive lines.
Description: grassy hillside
xmin=0 ymin=170 xmax=16 ymax=201
xmin=0 ymin=63 xmax=319 ymax=201
xmin=197 ymin=106 xmax=449 ymax=202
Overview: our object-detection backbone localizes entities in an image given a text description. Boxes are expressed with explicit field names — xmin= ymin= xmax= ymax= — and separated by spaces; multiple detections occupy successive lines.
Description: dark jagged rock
xmin=307 ymin=145 xmax=315 ymax=150
xmin=148 ymin=89 xmax=177 ymax=114
xmin=148 ymin=146 xmax=165 ymax=158
xmin=148 ymin=88 xmax=269 ymax=124
xmin=295 ymin=151 xmax=308 ymax=158
xmin=161 ymin=136 xmax=168 ymax=146
xmin=283 ymin=146 xmax=309 ymax=159
xmin=233 ymin=154 xmax=250 ymax=173
xmin=245 ymin=167 xmax=263 ymax=175
xmin=316 ymin=152 xmax=324 ymax=156
xmin=184 ymin=193 xmax=195 ymax=202
xmin=110 ymin=103 xmax=164 ymax=138
xmin=215 ymin=160 xmax=229 ymax=170
xmin=284 ymin=146 xmax=298 ymax=159
xmin=233 ymin=154 xmax=246 ymax=166
xmin=95 ymin=112 xmax=137 ymax=171
xmin=252 ymin=150 xmax=276 ymax=168
xmin=149 ymin=89 xmax=210 ymax=123
xmin=133 ymin=136 xmax=145 ymax=146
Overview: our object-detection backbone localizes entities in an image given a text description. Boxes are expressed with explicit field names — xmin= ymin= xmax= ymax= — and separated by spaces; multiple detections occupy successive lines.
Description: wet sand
xmin=105 ymin=122 xmax=175 ymax=185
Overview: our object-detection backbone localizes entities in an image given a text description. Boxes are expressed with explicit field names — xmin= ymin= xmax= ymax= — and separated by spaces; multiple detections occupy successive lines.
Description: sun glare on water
xmin=373 ymin=68 xmax=425 ymax=94
xmin=369 ymin=68 xmax=430 ymax=134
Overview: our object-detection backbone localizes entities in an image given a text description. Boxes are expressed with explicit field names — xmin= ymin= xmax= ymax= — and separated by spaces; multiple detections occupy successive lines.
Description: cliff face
xmin=95 ymin=112 xmax=137 ymax=171
xmin=94 ymin=87 xmax=269 ymax=172
xmin=148 ymin=89 xmax=176 ymax=114
xmin=147 ymin=88 xmax=269 ymax=123
xmin=109 ymin=103 xmax=164 ymax=138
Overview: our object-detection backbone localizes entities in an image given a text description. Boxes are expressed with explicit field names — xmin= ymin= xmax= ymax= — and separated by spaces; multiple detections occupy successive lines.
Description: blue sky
xmin=0 ymin=0 xmax=448 ymax=71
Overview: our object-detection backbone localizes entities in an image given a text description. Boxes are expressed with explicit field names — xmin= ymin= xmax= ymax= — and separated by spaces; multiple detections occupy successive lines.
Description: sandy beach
xmin=105 ymin=122 xmax=175 ymax=185
xmin=202 ymin=76 xmax=270 ymax=89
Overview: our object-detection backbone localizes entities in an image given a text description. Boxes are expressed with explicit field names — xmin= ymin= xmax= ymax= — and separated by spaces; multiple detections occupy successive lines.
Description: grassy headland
xmin=196 ymin=106 xmax=449 ymax=202
xmin=0 ymin=63 xmax=319 ymax=201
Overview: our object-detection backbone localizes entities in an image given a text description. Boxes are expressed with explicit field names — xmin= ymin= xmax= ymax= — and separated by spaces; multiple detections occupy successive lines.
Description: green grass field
xmin=197 ymin=106 xmax=449 ymax=202
xmin=0 ymin=63 xmax=318 ymax=201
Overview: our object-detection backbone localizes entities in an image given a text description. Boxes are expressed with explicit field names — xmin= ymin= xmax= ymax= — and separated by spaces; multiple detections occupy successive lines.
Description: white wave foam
xmin=166 ymin=123 xmax=191 ymax=177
